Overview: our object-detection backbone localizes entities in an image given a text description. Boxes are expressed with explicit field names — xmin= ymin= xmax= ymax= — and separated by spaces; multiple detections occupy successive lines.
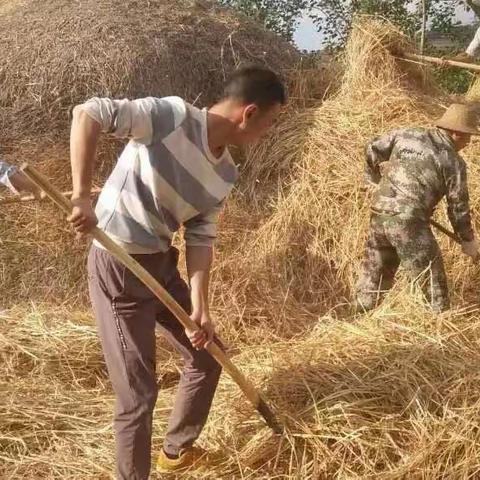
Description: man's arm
xmin=68 ymin=106 xmax=102 ymax=233
xmin=365 ymin=130 xmax=398 ymax=185
xmin=183 ymin=202 xmax=223 ymax=349
xmin=68 ymin=97 xmax=153 ymax=234
xmin=445 ymin=154 xmax=475 ymax=243
xmin=463 ymin=1 xmax=480 ymax=57
xmin=185 ymin=245 xmax=214 ymax=350
xmin=466 ymin=25 xmax=480 ymax=58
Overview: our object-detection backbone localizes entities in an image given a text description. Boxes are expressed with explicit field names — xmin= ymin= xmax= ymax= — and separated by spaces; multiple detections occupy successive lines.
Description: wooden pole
xmin=20 ymin=163 xmax=283 ymax=434
xmin=430 ymin=219 xmax=480 ymax=262
xmin=430 ymin=219 xmax=461 ymax=244
xmin=0 ymin=188 xmax=102 ymax=206
xmin=399 ymin=52 xmax=480 ymax=73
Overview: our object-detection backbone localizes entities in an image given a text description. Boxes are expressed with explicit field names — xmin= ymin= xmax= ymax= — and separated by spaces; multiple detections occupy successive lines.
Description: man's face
xmin=452 ymin=131 xmax=472 ymax=151
xmin=231 ymin=103 xmax=283 ymax=146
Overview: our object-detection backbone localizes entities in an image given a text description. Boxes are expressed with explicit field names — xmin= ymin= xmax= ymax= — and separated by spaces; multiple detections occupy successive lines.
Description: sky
xmin=294 ymin=15 xmax=322 ymax=51
xmin=293 ymin=4 xmax=476 ymax=51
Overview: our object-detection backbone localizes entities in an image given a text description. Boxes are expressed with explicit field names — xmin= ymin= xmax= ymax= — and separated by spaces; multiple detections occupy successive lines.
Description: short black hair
xmin=221 ymin=65 xmax=287 ymax=109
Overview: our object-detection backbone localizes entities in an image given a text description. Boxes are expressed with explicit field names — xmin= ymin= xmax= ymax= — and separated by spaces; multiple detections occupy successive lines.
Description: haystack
xmin=466 ymin=74 xmax=480 ymax=100
xmin=4 ymin=16 xmax=480 ymax=480
xmin=0 ymin=0 xmax=297 ymax=146
xmin=214 ymin=19 xmax=458 ymax=336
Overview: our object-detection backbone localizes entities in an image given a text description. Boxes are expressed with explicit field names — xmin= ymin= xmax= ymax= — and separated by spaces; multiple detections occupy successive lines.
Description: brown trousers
xmin=87 ymin=246 xmax=221 ymax=480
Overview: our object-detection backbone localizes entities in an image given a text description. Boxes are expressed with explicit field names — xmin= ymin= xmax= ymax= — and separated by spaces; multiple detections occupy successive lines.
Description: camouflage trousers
xmin=355 ymin=212 xmax=449 ymax=313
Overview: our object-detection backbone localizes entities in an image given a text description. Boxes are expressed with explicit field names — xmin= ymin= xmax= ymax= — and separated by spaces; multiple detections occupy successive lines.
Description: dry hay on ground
xmin=4 ymin=299 xmax=480 ymax=478
xmin=3 ymin=17 xmax=480 ymax=479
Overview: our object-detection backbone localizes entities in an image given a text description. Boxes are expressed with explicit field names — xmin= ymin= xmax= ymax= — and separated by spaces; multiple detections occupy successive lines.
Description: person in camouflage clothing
xmin=355 ymin=103 xmax=480 ymax=313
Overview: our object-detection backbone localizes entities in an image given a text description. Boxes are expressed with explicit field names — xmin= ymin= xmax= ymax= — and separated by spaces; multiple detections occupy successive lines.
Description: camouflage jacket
xmin=365 ymin=127 xmax=474 ymax=242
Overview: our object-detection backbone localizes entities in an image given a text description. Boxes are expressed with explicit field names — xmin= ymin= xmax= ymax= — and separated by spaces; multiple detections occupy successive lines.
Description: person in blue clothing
xmin=0 ymin=160 xmax=41 ymax=196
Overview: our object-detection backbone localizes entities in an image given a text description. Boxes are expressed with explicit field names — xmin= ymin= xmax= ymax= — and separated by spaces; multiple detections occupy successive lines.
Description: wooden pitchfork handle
xmin=430 ymin=219 xmax=480 ymax=263
xmin=0 ymin=188 xmax=102 ymax=205
xmin=21 ymin=163 xmax=283 ymax=434
xmin=398 ymin=52 xmax=480 ymax=73
xmin=430 ymin=219 xmax=461 ymax=244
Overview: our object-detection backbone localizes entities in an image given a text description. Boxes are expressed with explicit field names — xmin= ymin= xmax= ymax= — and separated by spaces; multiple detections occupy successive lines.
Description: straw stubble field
xmin=3 ymin=18 xmax=480 ymax=480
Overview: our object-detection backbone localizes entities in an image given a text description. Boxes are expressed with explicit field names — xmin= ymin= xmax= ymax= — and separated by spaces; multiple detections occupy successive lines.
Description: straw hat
xmin=435 ymin=103 xmax=480 ymax=135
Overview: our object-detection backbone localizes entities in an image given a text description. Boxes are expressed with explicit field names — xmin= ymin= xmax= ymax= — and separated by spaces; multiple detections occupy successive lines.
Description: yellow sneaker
xmin=156 ymin=446 xmax=209 ymax=473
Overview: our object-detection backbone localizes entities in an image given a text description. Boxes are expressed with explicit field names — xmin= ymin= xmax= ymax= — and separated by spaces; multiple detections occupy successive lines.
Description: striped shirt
xmin=82 ymin=96 xmax=238 ymax=254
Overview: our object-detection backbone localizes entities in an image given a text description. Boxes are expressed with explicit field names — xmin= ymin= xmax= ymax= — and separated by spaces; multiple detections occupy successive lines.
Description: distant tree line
xmin=219 ymin=0 xmax=477 ymax=48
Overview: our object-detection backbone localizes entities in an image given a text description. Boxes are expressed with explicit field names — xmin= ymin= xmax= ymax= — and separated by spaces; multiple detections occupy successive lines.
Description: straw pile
xmin=0 ymin=0 xmax=297 ymax=145
xmin=4 ymin=16 xmax=480 ymax=480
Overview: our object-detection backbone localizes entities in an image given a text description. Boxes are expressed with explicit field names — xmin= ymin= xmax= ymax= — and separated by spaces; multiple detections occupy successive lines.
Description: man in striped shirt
xmin=68 ymin=66 xmax=286 ymax=479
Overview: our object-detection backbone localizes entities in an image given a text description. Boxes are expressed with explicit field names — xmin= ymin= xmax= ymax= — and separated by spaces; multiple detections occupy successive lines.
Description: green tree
xmin=220 ymin=1 xmax=461 ymax=48
xmin=218 ymin=0 xmax=307 ymax=40
xmin=309 ymin=1 xmax=472 ymax=94
xmin=220 ymin=0 xmax=474 ymax=94
xmin=309 ymin=0 xmax=457 ymax=48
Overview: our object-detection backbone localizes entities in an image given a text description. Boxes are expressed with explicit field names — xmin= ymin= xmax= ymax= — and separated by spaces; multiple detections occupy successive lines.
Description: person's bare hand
xmin=462 ymin=238 xmax=480 ymax=260
xmin=67 ymin=197 xmax=97 ymax=237
xmin=186 ymin=311 xmax=215 ymax=350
